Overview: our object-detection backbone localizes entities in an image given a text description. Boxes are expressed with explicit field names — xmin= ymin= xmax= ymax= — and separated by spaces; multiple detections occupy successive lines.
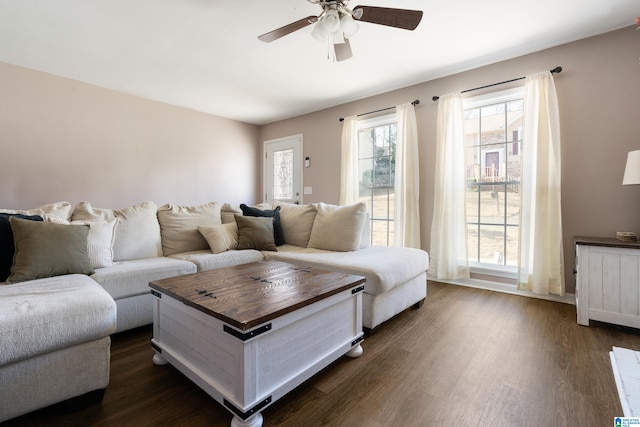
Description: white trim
xmin=428 ymin=273 xmax=575 ymax=305
xmin=463 ymin=86 xmax=525 ymax=108
xmin=469 ymin=262 xmax=518 ymax=280
xmin=356 ymin=113 xmax=396 ymax=129
xmin=263 ymin=134 xmax=303 ymax=204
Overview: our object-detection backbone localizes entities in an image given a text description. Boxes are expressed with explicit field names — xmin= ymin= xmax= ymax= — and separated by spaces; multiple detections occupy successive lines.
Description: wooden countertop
xmin=575 ymin=236 xmax=640 ymax=249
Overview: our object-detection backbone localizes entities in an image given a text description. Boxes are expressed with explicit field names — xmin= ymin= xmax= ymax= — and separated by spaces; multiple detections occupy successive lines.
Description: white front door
xmin=264 ymin=134 xmax=303 ymax=204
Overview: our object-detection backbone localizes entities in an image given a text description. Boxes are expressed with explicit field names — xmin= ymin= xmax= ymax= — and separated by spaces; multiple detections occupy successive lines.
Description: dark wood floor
xmin=5 ymin=281 xmax=640 ymax=427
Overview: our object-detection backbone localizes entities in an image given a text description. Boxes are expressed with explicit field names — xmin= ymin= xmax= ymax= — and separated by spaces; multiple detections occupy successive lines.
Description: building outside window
xmin=464 ymin=88 xmax=524 ymax=275
xmin=357 ymin=115 xmax=397 ymax=246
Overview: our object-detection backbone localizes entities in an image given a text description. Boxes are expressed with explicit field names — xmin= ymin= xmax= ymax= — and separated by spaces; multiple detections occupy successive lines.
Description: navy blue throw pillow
xmin=239 ymin=204 xmax=285 ymax=246
xmin=0 ymin=213 xmax=44 ymax=281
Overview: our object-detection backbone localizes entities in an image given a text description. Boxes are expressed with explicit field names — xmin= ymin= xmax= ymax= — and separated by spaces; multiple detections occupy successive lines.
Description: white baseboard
xmin=427 ymin=274 xmax=576 ymax=305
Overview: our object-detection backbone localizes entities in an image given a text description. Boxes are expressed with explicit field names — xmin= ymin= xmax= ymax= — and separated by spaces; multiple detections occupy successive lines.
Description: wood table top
xmin=149 ymin=260 xmax=366 ymax=331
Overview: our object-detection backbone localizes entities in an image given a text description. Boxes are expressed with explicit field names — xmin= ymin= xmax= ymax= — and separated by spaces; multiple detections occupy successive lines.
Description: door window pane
xmin=273 ymin=149 xmax=293 ymax=199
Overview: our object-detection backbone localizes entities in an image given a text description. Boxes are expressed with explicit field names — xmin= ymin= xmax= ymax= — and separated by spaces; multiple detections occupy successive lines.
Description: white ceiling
xmin=0 ymin=0 xmax=636 ymax=125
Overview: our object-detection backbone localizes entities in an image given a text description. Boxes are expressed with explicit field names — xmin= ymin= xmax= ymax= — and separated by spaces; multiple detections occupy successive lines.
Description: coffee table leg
xmin=230 ymin=413 xmax=263 ymax=427
xmin=346 ymin=344 xmax=363 ymax=358
xmin=152 ymin=352 xmax=168 ymax=366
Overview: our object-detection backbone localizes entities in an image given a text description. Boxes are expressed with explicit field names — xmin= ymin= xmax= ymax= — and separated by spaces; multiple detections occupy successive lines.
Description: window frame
xmin=356 ymin=113 xmax=397 ymax=246
xmin=463 ymin=87 xmax=525 ymax=280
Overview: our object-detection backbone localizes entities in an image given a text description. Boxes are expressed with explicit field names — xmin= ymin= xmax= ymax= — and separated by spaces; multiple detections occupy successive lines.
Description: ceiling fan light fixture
xmin=340 ymin=12 xmax=359 ymax=38
xmin=311 ymin=20 xmax=329 ymax=41
xmin=321 ymin=9 xmax=341 ymax=33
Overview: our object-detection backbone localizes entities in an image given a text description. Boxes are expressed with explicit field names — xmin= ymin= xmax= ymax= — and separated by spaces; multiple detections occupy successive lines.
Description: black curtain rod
xmin=339 ymin=99 xmax=420 ymax=122
xmin=431 ymin=66 xmax=562 ymax=102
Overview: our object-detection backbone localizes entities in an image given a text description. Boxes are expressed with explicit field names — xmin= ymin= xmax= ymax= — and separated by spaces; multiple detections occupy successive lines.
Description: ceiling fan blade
xmin=258 ymin=16 xmax=317 ymax=42
xmin=353 ymin=6 xmax=423 ymax=30
xmin=334 ymin=38 xmax=353 ymax=62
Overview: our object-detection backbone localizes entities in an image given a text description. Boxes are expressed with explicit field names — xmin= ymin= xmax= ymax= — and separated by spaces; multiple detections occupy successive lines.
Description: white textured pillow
xmin=157 ymin=202 xmax=222 ymax=256
xmin=198 ymin=223 xmax=238 ymax=254
xmin=72 ymin=201 xmax=162 ymax=261
xmin=276 ymin=202 xmax=317 ymax=247
xmin=71 ymin=219 xmax=119 ymax=268
xmin=307 ymin=202 xmax=368 ymax=251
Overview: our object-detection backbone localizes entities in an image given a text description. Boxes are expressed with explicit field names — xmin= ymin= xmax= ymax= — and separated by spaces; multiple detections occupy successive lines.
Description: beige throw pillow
xmin=307 ymin=202 xmax=367 ymax=252
xmin=72 ymin=201 xmax=162 ymax=261
xmin=198 ymin=222 xmax=238 ymax=254
xmin=7 ymin=217 xmax=94 ymax=284
xmin=157 ymin=202 xmax=222 ymax=256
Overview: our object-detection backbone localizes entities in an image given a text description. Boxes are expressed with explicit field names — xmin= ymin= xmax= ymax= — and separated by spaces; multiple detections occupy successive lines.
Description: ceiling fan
xmin=258 ymin=0 xmax=423 ymax=62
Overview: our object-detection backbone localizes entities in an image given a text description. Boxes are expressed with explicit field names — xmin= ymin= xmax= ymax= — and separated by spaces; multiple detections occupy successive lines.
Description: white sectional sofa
xmin=0 ymin=199 xmax=428 ymax=422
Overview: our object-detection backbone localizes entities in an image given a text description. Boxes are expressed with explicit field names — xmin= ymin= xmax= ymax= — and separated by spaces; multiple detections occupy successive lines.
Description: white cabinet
xmin=575 ymin=237 xmax=640 ymax=328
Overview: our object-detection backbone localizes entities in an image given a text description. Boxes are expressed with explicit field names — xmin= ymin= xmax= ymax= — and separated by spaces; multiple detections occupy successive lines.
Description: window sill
xmin=426 ymin=273 xmax=575 ymax=305
xmin=469 ymin=263 xmax=517 ymax=281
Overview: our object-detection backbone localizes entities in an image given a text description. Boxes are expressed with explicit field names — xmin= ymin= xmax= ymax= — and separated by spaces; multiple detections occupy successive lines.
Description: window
xmin=464 ymin=88 xmax=524 ymax=273
xmin=357 ymin=115 xmax=397 ymax=246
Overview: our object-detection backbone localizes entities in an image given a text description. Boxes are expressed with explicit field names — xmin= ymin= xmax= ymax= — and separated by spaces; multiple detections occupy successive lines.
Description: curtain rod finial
xmin=551 ymin=66 xmax=562 ymax=74
xmin=432 ymin=96 xmax=440 ymax=102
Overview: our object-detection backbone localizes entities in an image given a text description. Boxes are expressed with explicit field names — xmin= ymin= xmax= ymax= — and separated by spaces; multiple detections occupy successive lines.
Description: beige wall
xmin=0 ymin=62 xmax=261 ymax=210
xmin=2 ymin=27 xmax=638 ymax=293
xmin=260 ymin=26 xmax=640 ymax=293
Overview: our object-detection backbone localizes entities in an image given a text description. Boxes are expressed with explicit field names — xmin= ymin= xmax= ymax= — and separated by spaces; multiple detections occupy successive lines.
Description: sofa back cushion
xmin=221 ymin=203 xmax=242 ymax=224
xmin=157 ymin=202 xmax=222 ymax=256
xmin=72 ymin=201 xmax=162 ymax=261
xmin=307 ymin=202 xmax=367 ymax=252
xmin=275 ymin=201 xmax=317 ymax=248
xmin=0 ymin=201 xmax=73 ymax=222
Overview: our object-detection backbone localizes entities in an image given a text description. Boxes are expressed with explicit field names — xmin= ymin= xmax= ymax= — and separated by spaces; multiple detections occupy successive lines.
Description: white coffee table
xmin=150 ymin=260 xmax=365 ymax=427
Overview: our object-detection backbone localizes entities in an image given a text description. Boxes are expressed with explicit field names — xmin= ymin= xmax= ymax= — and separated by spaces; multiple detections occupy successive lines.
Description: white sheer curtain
xmin=430 ymin=93 xmax=469 ymax=279
xmin=518 ymin=71 xmax=564 ymax=295
xmin=395 ymin=103 xmax=421 ymax=248
xmin=340 ymin=115 xmax=359 ymax=206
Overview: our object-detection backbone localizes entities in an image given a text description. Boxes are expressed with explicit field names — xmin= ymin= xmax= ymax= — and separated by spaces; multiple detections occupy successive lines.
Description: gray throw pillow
xmin=235 ymin=215 xmax=277 ymax=252
xmin=6 ymin=217 xmax=94 ymax=284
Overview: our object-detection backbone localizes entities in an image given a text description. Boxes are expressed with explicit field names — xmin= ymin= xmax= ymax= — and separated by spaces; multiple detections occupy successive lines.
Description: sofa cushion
xmin=72 ymin=201 xmax=162 ymax=262
xmin=169 ymin=249 xmax=264 ymax=272
xmin=264 ymin=244 xmax=429 ymax=296
xmin=0 ymin=201 xmax=73 ymax=222
xmin=274 ymin=201 xmax=317 ymax=248
xmin=221 ymin=203 xmax=242 ymax=224
xmin=7 ymin=217 xmax=94 ymax=284
xmin=0 ymin=213 xmax=43 ymax=282
xmin=307 ymin=202 xmax=367 ymax=252
xmin=0 ymin=274 xmax=116 ymax=366
xmin=236 ymin=215 xmax=277 ymax=251
xmin=90 ymin=257 xmax=197 ymax=300
xmin=240 ymin=204 xmax=284 ymax=246
xmin=70 ymin=219 xmax=119 ymax=269
xmin=198 ymin=223 xmax=238 ymax=254
xmin=157 ymin=202 xmax=222 ymax=256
